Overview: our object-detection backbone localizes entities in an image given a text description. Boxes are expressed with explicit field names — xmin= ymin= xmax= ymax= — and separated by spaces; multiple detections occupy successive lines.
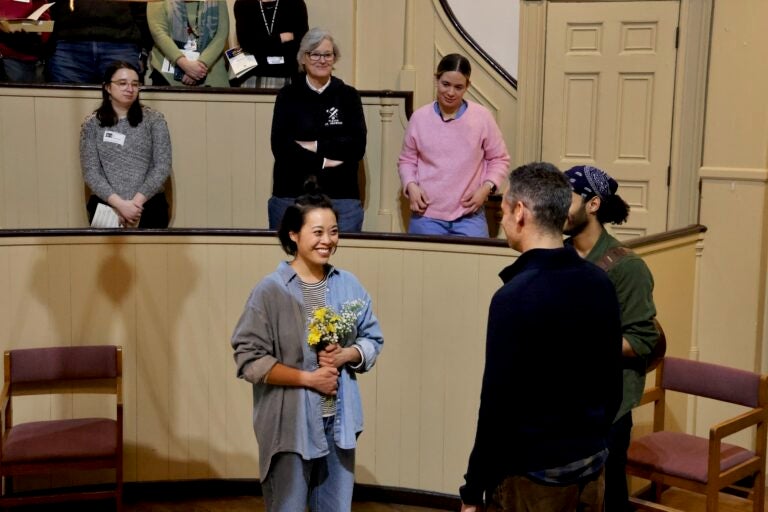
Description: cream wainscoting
xmin=0 ymin=88 xmax=409 ymax=233
xmin=0 ymin=227 xmax=701 ymax=494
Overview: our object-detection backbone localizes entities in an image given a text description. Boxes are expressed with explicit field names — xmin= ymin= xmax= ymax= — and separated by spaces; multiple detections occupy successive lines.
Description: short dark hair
xmin=97 ymin=61 xmax=143 ymax=128
xmin=435 ymin=53 xmax=471 ymax=81
xmin=277 ymin=179 xmax=338 ymax=256
xmin=596 ymin=194 xmax=630 ymax=225
xmin=505 ymin=162 xmax=571 ymax=234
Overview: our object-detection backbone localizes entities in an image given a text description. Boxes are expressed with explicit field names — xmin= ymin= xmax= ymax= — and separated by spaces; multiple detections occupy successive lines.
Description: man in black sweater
xmin=460 ymin=162 xmax=623 ymax=512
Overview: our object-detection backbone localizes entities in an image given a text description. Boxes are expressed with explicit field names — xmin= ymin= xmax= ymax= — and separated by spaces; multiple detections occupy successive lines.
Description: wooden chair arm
xmin=709 ymin=407 xmax=768 ymax=443
xmin=0 ymin=383 xmax=9 ymax=449
xmin=0 ymin=383 xmax=8 ymax=413
xmin=636 ymin=386 xmax=663 ymax=407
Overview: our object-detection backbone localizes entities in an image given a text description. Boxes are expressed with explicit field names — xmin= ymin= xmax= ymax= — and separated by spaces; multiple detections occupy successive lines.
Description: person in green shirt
xmin=147 ymin=0 xmax=229 ymax=87
xmin=563 ymin=165 xmax=658 ymax=512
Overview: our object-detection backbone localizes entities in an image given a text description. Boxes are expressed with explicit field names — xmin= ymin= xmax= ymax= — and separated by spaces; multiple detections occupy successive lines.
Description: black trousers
xmin=87 ymin=194 xmax=169 ymax=229
xmin=605 ymin=411 xmax=633 ymax=512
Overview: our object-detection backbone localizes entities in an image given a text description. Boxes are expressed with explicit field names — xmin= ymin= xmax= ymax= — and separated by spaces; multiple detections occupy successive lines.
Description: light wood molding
xmin=667 ymin=0 xmax=713 ymax=229
xmin=699 ymin=166 xmax=768 ymax=182
xmin=515 ymin=0 xmax=547 ymax=166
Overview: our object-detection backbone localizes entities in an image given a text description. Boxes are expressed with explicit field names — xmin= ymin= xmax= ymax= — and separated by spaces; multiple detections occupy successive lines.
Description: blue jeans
xmin=408 ymin=208 xmax=489 ymax=237
xmin=0 ymin=58 xmax=41 ymax=82
xmin=268 ymin=196 xmax=364 ymax=232
xmin=262 ymin=416 xmax=355 ymax=512
xmin=48 ymin=40 xmax=140 ymax=84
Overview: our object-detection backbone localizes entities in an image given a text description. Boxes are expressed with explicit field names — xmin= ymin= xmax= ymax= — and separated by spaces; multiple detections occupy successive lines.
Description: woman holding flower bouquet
xmin=231 ymin=188 xmax=383 ymax=512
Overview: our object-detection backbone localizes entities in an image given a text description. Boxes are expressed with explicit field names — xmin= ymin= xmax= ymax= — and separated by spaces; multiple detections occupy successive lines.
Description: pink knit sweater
xmin=397 ymin=101 xmax=510 ymax=222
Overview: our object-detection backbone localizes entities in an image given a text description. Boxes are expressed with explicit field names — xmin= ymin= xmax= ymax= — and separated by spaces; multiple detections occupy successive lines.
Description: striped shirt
xmin=299 ymin=276 xmax=336 ymax=417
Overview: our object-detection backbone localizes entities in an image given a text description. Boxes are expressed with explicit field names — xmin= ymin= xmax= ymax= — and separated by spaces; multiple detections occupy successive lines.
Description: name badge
xmin=182 ymin=49 xmax=200 ymax=61
xmin=13 ymin=0 xmax=31 ymax=3
xmin=266 ymin=56 xmax=285 ymax=65
xmin=103 ymin=131 xmax=126 ymax=146
xmin=184 ymin=37 xmax=198 ymax=52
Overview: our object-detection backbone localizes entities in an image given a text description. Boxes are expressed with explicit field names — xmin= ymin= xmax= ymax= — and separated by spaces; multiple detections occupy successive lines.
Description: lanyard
xmin=258 ymin=0 xmax=280 ymax=37
xmin=187 ymin=2 xmax=202 ymax=38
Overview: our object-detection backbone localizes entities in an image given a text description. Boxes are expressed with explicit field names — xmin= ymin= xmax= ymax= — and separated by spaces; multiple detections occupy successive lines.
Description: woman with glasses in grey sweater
xmin=80 ymin=61 xmax=172 ymax=228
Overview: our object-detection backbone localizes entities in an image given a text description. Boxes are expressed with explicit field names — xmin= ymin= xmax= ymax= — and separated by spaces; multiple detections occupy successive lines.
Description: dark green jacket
xmin=585 ymin=229 xmax=658 ymax=420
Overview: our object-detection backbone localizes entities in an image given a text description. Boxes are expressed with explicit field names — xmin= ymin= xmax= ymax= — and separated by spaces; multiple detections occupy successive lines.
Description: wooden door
xmin=542 ymin=1 xmax=679 ymax=238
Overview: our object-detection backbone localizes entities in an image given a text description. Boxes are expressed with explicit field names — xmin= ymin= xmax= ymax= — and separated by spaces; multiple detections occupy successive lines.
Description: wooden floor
xmin=119 ymin=491 xmax=766 ymax=512
xmin=124 ymin=497 xmax=443 ymax=512
xmin=652 ymin=488 xmax=767 ymax=511
xmin=6 ymin=488 xmax=768 ymax=511
xmin=8 ymin=497 xmax=446 ymax=511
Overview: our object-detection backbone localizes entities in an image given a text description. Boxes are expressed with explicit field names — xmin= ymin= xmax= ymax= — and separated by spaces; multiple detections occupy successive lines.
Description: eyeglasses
xmin=306 ymin=52 xmax=335 ymax=62
xmin=110 ymin=80 xmax=141 ymax=90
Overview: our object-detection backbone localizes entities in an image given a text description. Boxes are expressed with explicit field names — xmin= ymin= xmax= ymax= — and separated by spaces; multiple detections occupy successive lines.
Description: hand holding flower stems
xmin=318 ymin=343 xmax=361 ymax=368
xmin=265 ymin=300 xmax=366 ymax=395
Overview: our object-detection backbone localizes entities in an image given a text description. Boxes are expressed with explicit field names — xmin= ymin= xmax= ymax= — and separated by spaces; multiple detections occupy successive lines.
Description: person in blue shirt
xmin=231 ymin=184 xmax=383 ymax=512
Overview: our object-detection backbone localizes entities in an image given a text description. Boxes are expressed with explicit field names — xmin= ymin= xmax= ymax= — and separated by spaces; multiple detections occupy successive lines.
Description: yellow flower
xmin=307 ymin=300 xmax=365 ymax=349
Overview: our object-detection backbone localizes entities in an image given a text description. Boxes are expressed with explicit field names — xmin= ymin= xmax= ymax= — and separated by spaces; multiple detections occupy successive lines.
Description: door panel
xmin=542 ymin=1 xmax=679 ymax=238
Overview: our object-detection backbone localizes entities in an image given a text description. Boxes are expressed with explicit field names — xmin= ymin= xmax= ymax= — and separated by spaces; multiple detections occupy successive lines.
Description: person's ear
xmin=514 ymin=200 xmax=526 ymax=225
xmin=587 ymin=196 xmax=601 ymax=214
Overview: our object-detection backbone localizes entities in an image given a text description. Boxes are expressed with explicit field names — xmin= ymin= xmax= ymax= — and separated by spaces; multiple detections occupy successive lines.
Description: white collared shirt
xmin=306 ymin=75 xmax=331 ymax=94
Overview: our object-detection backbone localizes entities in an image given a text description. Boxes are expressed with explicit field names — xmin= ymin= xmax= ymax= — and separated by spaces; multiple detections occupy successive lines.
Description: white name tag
xmin=182 ymin=50 xmax=200 ymax=61
xmin=13 ymin=0 xmax=32 ymax=4
xmin=103 ymin=131 xmax=126 ymax=146
xmin=266 ymin=56 xmax=285 ymax=65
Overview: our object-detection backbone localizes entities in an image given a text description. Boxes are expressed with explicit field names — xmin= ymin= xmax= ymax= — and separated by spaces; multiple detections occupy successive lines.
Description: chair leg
xmin=116 ymin=466 xmax=123 ymax=512
xmin=753 ymin=469 xmax=765 ymax=512
xmin=705 ymin=489 xmax=719 ymax=512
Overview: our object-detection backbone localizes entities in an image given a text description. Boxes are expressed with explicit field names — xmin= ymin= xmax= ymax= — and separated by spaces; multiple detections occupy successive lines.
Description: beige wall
xmin=0 ymin=230 xmax=700 ymax=493
xmin=695 ymin=0 xmax=768 ymax=439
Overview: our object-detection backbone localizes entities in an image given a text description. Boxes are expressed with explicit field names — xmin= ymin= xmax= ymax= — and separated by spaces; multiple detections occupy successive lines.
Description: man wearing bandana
xmin=563 ymin=165 xmax=659 ymax=512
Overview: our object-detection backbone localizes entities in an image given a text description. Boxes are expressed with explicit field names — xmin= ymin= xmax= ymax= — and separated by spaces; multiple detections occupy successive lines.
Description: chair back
xmin=0 ymin=345 xmax=123 ymax=510
xmin=662 ymin=356 xmax=764 ymax=408
xmin=5 ymin=345 xmax=121 ymax=396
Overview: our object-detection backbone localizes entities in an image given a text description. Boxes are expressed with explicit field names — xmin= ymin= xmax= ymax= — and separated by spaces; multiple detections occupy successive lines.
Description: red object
xmin=0 ymin=0 xmax=52 ymax=61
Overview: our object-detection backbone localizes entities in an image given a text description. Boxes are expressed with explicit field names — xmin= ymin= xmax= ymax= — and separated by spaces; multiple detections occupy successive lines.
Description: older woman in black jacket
xmin=268 ymin=27 xmax=367 ymax=232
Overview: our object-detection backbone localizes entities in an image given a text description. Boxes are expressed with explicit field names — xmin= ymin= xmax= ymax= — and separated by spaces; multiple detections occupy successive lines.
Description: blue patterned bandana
xmin=564 ymin=165 xmax=618 ymax=199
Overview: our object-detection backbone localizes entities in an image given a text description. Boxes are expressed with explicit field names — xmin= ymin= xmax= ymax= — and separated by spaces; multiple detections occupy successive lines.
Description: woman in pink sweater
xmin=397 ymin=53 xmax=510 ymax=237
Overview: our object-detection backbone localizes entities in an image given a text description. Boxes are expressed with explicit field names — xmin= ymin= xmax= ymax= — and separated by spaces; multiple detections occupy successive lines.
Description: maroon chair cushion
xmin=10 ymin=346 xmax=117 ymax=384
xmin=2 ymin=418 xmax=118 ymax=463
xmin=628 ymin=431 xmax=756 ymax=483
